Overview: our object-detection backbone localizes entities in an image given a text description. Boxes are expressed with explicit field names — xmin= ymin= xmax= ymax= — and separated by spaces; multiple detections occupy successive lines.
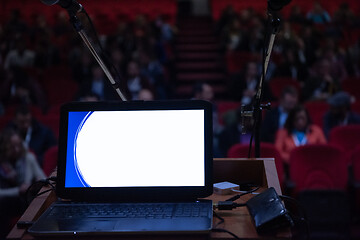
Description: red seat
xmin=304 ymin=101 xmax=329 ymax=128
xmin=350 ymin=145 xmax=360 ymax=215
xmin=227 ymin=143 xmax=285 ymax=190
xmin=42 ymin=145 xmax=58 ymax=176
xmin=328 ymin=124 xmax=360 ymax=152
xmin=215 ymin=101 xmax=241 ymax=125
xmin=341 ymin=77 xmax=360 ymax=100
xmin=288 ymin=144 xmax=347 ymax=195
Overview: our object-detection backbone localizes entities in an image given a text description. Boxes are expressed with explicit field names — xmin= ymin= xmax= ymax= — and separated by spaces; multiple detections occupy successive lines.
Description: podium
xmin=7 ymin=158 xmax=291 ymax=240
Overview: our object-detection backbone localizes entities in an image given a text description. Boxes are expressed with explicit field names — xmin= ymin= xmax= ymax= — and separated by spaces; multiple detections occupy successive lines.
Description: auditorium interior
xmin=1 ymin=0 xmax=360 ymax=239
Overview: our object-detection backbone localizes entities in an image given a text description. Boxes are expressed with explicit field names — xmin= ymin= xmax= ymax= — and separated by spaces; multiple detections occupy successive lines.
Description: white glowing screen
xmin=74 ymin=110 xmax=205 ymax=187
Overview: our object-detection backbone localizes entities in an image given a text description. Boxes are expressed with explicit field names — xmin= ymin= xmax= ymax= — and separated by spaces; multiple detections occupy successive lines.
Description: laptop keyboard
xmin=49 ymin=202 xmax=211 ymax=219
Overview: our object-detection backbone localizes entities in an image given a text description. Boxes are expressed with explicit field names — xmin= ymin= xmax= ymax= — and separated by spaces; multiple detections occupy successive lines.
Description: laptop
xmin=28 ymin=100 xmax=213 ymax=236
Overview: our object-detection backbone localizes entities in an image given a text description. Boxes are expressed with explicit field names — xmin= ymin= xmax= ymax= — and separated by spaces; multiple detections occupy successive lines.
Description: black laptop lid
xmin=56 ymin=100 xmax=213 ymax=202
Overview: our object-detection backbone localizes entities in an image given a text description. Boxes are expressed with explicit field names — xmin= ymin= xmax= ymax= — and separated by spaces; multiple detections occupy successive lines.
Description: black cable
xmin=213 ymin=211 xmax=225 ymax=228
xmin=279 ymin=194 xmax=310 ymax=240
xmin=225 ymin=186 xmax=260 ymax=202
xmin=25 ymin=177 xmax=57 ymax=205
xmin=212 ymin=228 xmax=242 ymax=240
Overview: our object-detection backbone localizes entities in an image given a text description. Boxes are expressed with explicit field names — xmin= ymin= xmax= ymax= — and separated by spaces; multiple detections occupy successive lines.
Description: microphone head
xmin=41 ymin=0 xmax=60 ymax=5
xmin=268 ymin=0 xmax=291 ymax=11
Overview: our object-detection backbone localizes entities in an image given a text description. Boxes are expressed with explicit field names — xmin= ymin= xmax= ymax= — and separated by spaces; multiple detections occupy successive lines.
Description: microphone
xmin=41 ymin=0 xmax=83 ymax=15
xmin=268 ymin=0 xmax=291 ymax=12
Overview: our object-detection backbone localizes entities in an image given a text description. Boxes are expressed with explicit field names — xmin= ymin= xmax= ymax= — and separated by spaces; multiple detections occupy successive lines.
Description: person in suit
xmin=218 ymin=107 xmax=254 ymax=157
xmin=323 ymin=91 xmax=360 ymax=138
xmin=261 ymin=86 xmax=299 ymax=143
xmin=7 ymin=105 xmax=57 ymax=166
xmin=275 ymin=105 xmax=327 ymax=163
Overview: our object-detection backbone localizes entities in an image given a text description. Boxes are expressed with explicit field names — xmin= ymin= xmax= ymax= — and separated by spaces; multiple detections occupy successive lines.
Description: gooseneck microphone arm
xmin=253 ymin=13 xmax=280 ymax=158
xmin=243 ymin=0 xmax=290 ymax=158
xmin=41 ymin=0 xmax=127 ymax=101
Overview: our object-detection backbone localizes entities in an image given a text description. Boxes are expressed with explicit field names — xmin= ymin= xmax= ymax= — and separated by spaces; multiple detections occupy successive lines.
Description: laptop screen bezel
xmin=56 ymin=100 xmax=213 ymax=202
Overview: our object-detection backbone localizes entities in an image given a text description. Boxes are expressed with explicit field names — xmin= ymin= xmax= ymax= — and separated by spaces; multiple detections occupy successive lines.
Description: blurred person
xmin=306 ymin=1 xmax=331 ymax=24
xmin=229 ymin=61 xmax=272 ymax=105
xmin=0 ymin=128 xmax=45 ymax=239
xmin=192 ymin=82 xmax=223 ymax=157
xmin=333 ymin=3 xmax=355 ymax=25
xmin=222 ymin=17 xmax=247 ymax=52
xmin=7 ymin=105 xmax=57 ymax=166
xmin=218 ymin=107 xmax=254 ymax=157
xmin=273 ymin=48 xmax=308 ymax=82
xmin=72 ymin=50 xmax=94 ymax=83
xmin=323 ymin=91 xmax=360 ymax=138
xmin=78 ymin=91 xmax=100 ymax=102
xmin=0 ymin=67 xmax=47 ymax=110
xmin=77 ymin=64 xmax=119 ymax=101
xmin=261 ymin=86 xmax=299 ymax=143
xmin=4 ymin=39 xmax=35 ymax=70
xmin=138 ymin=50 xmax=167 ymax=99
xmin=125 ymin=61 xmax=153 ymax=100
xmin=288 ymin=5 xmax=307 ymax=24
xmin=302 ymin=58 xmax=341 ymax=101
xmin=138 ymin=89 xmax=154 ymax=101
xmin=3 ymin=9 xmax=28 ymax=39
xmin=275 ymin=105 xmax=327 ymax=163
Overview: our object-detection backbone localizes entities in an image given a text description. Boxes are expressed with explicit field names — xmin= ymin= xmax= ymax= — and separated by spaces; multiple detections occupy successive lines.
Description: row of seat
xmin=211 ymin=0 xmax=360 ymax=20
xmin=0 ymin=0 xmax=177 ymax=27
xmin=227 ymin=124 xmax=360 ymax=193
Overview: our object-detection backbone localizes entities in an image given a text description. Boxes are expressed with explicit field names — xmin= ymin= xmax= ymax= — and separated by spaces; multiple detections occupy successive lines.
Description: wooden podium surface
xmin=7 ymin=158 xmax=291 ymax=240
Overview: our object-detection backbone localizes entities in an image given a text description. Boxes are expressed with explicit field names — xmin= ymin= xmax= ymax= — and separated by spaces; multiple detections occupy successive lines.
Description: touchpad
xmin=58 ymin=219 xmax=116 ymax=231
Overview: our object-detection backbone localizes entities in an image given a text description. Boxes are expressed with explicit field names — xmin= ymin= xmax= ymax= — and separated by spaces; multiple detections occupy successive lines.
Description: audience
xmin=0 ymin=128 xmax=46 ymax=239
xmin=228 ymin=61 xmax=272 ymax=104
xmin=77 ymin=65 xmax=120 ymax=101
xmin=192 ymin=83 xmax=223 ymax=157
xmin=323 ymin=91 xmax=360 ymax=138
xmin=275 ymin=105 xmax=327 ymax=163
xmin=306 ymin=1 xmax=331 ymax=24
xmin=7 ymin=105 xmax=57 ymax=166
xmin=261 ymin=86 xmax=299 ymax=143
xmin=125 ymin=61 xmax=154 ymax=100
xmin=218 ymin=107 xmax=254 ymax=157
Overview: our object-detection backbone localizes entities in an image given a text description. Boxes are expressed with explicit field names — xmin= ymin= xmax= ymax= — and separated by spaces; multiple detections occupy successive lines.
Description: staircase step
xmin=177 ymin=52 xmax=221 ymax=60
xmin=177 ymin=73 xmax=226 ymax=82
xmin=176 ymin=61 xmax=223 ymax=71
xmin=177 ymin=36 xmax=218 ymax=44
xmin=176 ymin=44 xmax=220 ymax=52
xmin=178 ymin=29 xmax=214 ymax=36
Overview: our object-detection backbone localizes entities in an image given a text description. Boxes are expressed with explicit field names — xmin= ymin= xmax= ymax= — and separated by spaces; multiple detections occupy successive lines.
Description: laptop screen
xmin=65 ymin=110 xmax=205 ymax=188
xmin=56 ymin=100 xmax=213 ymax=201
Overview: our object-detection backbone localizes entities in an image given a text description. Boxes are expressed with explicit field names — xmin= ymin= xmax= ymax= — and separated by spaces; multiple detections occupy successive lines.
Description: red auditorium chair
xmin=349 ymin=145 xmax=360 ymax=216
xmin=288 ymin=144 xmax=347 ymax=194
xmin=328 ymin=124 xmax=360 ymax=152
xmin=215 ymin=101 xmax=241 ymax=125
xmin=304 ymin=100 xmax=329 ymax=128
xmin=341 ymin=77 xmax=360 ymax=100
xmin=227 ymin=143 xmax=285 ymax=189
xmin=42 ymin=145 xmax=58 ymax=177
xmin=289 ymin=144 xmax=351 ymax=238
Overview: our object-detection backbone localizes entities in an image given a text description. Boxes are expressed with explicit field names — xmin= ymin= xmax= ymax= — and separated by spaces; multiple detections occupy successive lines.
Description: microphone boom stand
xmin=69 ymin=14 xmax=127 ymax=101
xmin=252 ymin=13 xmax=280 ymax=158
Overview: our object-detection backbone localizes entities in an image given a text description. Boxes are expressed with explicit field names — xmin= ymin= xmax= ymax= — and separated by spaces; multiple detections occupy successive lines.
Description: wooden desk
xmin=7 ymin=158 xmax=291 ymax=240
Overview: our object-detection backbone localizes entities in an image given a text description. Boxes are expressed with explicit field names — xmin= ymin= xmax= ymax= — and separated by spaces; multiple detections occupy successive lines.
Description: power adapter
xmin=213 ymin=181 xmax=239 ymax=195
